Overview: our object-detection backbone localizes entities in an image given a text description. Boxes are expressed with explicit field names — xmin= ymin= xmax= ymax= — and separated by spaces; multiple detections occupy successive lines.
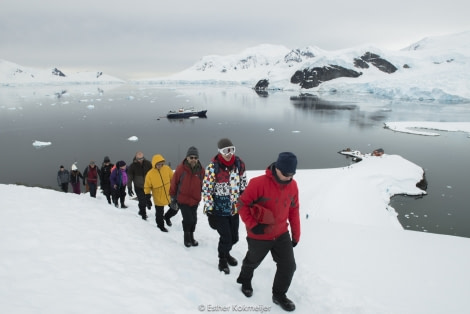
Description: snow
xmin=2 ymin=150 xmax=470 ymax=314
xmin=385 ymin=121 xmax=470 ymax=136
xmin=134 ymin=31 xmax=470 ymax=102
xmin=32 ymin=140 xmax=52 ymax=148
xmin=0 ymin=59 xmax=124 ymax=85
xmin=2 ymin=31 xmax=470 ymax=102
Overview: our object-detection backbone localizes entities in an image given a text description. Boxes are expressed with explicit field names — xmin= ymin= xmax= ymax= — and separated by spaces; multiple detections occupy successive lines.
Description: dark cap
xmin=275 ymin=152 xmax=297 ymax=175
xmin=186 ymin=146 xmax=199 ymax=158
xmin=218 ymin=138 xmax=233 ymax=149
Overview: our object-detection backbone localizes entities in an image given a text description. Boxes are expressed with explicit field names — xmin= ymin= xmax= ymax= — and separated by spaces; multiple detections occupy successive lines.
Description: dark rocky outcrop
xmin=290 ymin=65 xmax=362 ymax=89
xmin=254 ymin=79 xmax=269 ymax=90
xmin=353 ymin=58 xmax=370 ymax=69
xmin=284 ymin=49 xmax=315 ymax=64
xmin=356 ymin=52 xmax=397 ymax=74
xmin=253 ymin=79 xmax=269 ymax=97
xmin=52 ymin=68 xmax=66 ymax=77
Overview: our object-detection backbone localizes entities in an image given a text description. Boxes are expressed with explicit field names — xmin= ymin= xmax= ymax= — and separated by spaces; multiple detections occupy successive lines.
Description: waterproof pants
xmin=238 ymin=231 xmax=296 ymax=297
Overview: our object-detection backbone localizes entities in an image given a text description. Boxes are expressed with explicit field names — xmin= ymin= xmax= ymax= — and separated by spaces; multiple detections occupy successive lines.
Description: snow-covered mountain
xmin=0 ymin=59 xmax=124 ymax=85
xmin=139 ymin=31 xmax=470 ymax=102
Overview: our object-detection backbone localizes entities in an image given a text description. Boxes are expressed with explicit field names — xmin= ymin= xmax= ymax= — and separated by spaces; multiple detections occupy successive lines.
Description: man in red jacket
xmin=237 ymin=152 xmax=300 ymax=312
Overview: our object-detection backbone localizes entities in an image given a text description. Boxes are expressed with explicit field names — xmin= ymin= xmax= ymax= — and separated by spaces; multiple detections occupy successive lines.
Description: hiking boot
xmin=236 ymin=277 xmax=253 ymax=297
xmin=218 ymin=258 xmax=230 ymax=274
xmin=272 ymin=294 xmax=295 ymax=312
xmin=227 ymin=254 xmax=238 ymax=266
xmin=190 ymin=232 xmax=198 ymax=246
xmin=158 ymin=226 xmax=168 ymax=232
xmin=184 ymin=232 xmax=192 ymax=247
xmin=165 ymin=217 xmax=172 ymax=227
xmin=121 ymin=204 xmax=128 ymax=209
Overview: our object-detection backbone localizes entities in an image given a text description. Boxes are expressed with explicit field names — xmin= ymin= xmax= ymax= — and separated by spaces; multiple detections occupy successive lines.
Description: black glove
xmin=251 ymin=224 xmax=268 ymax=235
xmin=146 ymin=198 xmax=152 ymax=209
xmin=128 ymin=187 xmax=134 ymax=197
xmin=83 ymin=181 xmax=86 ymax=186
xmin=170 ymin=198 xmax=178 ymax=210
xmin=292 ymin=241 xmax=298 ymax=248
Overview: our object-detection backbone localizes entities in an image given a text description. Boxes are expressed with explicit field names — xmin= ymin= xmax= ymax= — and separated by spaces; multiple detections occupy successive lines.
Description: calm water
xmin=1 ymin=84 xmax=469 ymax=237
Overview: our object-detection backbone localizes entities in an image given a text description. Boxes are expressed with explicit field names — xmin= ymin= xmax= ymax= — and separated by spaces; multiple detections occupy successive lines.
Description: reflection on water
xmin=1 ymin=84 xmax=470 ymax=238
xmin=290 ymin=94 xmax=357 ymax=110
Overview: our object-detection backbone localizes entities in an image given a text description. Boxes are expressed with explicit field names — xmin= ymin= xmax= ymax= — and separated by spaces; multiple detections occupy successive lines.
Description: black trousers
xmin=60 ymin=183 xmax=69 ymax=193
xmin=135 ymin=187 xmax=147 ymax=217
xmin=238 ymin=231 xmax=296 ymax=296
xmin=155 ymin=205 xmax=178 ymax=228
xmin=212 ymin=214 xmax=239 ymax=257
xmin=102 ymin=183 xmax=111 ymax=202
xmin=112 ymin=186 xmax=126 ymax=206
xmin=179 ymin=203 xmax=198 ymax=232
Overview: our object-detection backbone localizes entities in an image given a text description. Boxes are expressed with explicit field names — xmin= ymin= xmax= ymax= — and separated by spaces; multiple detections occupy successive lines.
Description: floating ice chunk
xmin=292 ymin=130 xmax=301 ymax=133
xmin=87 ymin=104 xmax=95 ymax=109
xmin=32 ymin=140 xmax=51 ymax=148
xmin=446 ymin=186 xmax=452 ymax=189
xmin=127 ymin=96 xmax=135 ymax=100
xmin=128 ymin=136 xmax=138 ymax=142
xmin=268 ymin=128 xmax=275 ymax=132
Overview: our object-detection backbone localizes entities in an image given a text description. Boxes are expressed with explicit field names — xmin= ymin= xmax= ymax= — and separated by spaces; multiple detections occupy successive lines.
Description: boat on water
xmin=166 ymin=108 xmax=207 ymax=119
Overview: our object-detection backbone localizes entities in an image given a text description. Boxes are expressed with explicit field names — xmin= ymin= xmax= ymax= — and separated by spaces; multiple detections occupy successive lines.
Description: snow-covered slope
xmin=0 ymin=59 xmax=124 ymax=85
xmin=138 ymin=31 xmax=470 ymax=101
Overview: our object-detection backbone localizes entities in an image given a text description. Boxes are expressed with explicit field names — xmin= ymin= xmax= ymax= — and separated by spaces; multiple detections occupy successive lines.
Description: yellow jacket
xmin=144 ymin=154 xmax=173 ymax=206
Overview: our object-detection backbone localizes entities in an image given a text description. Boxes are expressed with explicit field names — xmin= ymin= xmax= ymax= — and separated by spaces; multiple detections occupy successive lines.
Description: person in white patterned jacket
xmin=202 ymin=138 xmax=247 ymax=275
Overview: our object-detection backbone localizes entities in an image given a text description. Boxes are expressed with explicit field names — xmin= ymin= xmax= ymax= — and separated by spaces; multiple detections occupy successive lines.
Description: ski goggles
xmin=218 ymin=146 xmax=236 ymax=155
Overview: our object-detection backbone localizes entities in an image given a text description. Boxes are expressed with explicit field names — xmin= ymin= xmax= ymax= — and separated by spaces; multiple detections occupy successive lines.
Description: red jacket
xmin=239 ymin=165 xmax=301 ymax=243
xmin=170 ymin=159 xmax=204 ymax=207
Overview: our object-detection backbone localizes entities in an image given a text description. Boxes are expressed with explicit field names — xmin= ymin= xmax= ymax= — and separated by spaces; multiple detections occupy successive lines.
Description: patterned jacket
xmin=202 ymin=154 xmax=247 ymax=216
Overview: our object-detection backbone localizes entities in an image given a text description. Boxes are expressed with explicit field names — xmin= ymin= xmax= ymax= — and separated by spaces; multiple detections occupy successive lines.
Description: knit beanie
xmin=218 ymin=138 xmax=233 ymax=149
xmin=186 ymin=146 xmax=199 ymax=157
xmin=275 ymin=152 xmax=297 ymax=175
xmin=103 ymin=156 xmax=111 ymax=163
xmin=116 ymin=160 xmax=126 ymax=168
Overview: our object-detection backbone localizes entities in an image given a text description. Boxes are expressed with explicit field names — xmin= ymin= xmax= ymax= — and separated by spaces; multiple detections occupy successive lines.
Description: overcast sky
xmin=1 ymin=0 xmax=469 ymax=79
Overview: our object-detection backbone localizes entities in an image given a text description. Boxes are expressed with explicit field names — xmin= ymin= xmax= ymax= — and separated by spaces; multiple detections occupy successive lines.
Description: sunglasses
xmin=136 ymin=157 xmax=144 ymax=161
xmin=218 ymin=146 xmax=236 ymax=155
xmin=280 ymin=170 xmax=295 ymax=178
xmin=188 ymin=156 xmax=198 ymax=160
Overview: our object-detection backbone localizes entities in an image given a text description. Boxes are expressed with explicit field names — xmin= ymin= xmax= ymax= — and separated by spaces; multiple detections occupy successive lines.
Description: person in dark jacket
xmin=170 ymin=146 xmax=204 ymax=247
xmin=236 ymin=152 xmax=300 ymax=312
xmin=127 ymin=151 xmax=153 ymax=220
xmin=100 ymin=156 xmax=114 ymax=204
xmin=83 ymin=161 xmax=101 ymax=198
xmin=202 ymin=138 xmax=247 ymax=274
xmin=70 ymin=163 xmax=83 ymax=194
xmin=57 ymin=165 xmax=70 ymax=192
xmin=110 ymin=160 xmax=128 ymax=208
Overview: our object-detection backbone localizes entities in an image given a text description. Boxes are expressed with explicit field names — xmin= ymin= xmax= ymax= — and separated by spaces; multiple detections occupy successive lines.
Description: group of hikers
xmin=56 ymin=138 xmax=301 ymax=312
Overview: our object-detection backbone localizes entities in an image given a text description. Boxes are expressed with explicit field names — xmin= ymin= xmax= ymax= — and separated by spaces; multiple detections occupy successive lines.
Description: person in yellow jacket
xmin=144 ymin=154 xmax=174 ymax=232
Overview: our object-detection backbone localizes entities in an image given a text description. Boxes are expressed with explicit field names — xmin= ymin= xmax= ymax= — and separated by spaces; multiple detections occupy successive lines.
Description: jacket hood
xmin=151 ymin=154 xmax=165 ymax=167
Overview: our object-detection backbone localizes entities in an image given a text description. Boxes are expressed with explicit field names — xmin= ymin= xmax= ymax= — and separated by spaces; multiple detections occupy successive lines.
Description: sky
xmin=2 ymin=138 xmax=470 ymax=314
xmin=1 ymin=0 xmax=469 ymax=80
